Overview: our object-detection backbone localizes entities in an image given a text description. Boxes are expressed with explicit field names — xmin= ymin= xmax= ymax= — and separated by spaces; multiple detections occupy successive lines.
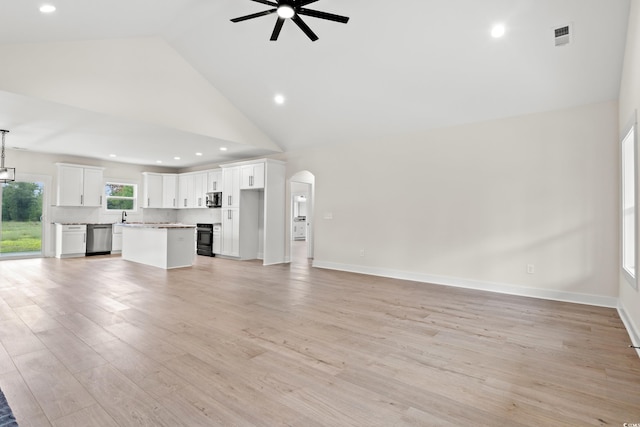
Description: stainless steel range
xmin=196 ymin=223 xmax=215 ymax=256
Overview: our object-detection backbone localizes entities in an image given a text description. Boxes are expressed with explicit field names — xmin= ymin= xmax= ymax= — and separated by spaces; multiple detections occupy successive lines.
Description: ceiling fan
xmin=230 ymin=0 xmax=349 ymax=42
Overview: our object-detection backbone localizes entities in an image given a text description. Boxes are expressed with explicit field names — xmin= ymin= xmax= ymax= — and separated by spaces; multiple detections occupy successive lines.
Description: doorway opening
xmin=289 ymin=171 xmax=314 ymax=264
xmin=0 ymin=177 xmax=45 ymax=259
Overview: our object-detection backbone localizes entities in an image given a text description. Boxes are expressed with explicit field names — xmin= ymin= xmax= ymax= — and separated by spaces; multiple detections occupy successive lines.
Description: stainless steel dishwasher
xmin=86 ymin=224 xmax=113 ymax=255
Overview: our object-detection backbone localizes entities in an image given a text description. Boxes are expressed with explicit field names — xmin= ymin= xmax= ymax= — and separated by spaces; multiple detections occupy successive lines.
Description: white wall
xmin=618 ymin=0 xmax=640 ymax=348
xmin=282 ymin=100 xmax=619 ymax=306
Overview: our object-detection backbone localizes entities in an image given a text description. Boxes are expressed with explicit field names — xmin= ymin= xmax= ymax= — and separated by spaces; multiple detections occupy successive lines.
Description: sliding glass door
xmin=0 ymin=180 xmax=44 ymax=258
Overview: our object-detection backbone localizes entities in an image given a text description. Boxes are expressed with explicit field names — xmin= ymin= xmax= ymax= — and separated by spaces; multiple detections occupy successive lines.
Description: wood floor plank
xmin=74 ymin=364 xmax=187 ymax=427
xmin=35 ymin=327 xmax=108 ymax=373
xmin=91 ymin=338 xmax=189 ymax=399
xmin=0 ymin=251 xmax=639 ymax=426
xmin=0 ymin=370 xmax=51 ymax=427
xmin=51 ymin=404 xmax=119 ymax=427
xmin=12 ymin=349 xmax=96 ymax=421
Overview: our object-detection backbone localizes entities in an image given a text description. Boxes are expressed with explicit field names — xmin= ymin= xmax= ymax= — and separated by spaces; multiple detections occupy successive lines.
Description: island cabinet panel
xmin=121 ymin=225 xmax=195 ymax=269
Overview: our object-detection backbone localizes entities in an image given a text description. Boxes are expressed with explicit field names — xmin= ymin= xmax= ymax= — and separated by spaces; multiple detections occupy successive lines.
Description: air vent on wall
xmin=554 ymin=24 xmax=571 ymax=46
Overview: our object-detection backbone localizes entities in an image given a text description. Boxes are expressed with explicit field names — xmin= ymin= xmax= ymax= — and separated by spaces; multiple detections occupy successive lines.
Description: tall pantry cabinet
xmin=219 ymin=159 xmax=285 ymax=265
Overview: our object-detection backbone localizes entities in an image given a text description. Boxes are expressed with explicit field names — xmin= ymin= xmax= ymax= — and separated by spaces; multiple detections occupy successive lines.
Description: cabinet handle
xmin=173 ymin=198 xmax=176 ymax=207
xmin=80 ymin=195 xmax=83 ymax=205
xmin=148 ymin=198 xmax=150 ymax=207
xmin=84 ymin=233 xmax=86 ymax=243
xmin=100 ymin=196 xmax=102 ymax=205
xmin=198 ymin=197 xmax=202 ymax=206
xmin=184 ymin=198 xmax=187 ymax=207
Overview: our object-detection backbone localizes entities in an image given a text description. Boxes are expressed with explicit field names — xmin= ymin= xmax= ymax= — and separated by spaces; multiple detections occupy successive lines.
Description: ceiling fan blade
xmin=297 ymin=0 xmax=320 ymax=6
xmin=249 ymin=0 xmax=278 ymax=6
xmin=231 ymin=9 xmax=277 ymax=23
xmin=298 ymin=8 xmax=350 ymax=24
xmin=271 ymin=17 xmax=286 ymax=41
xmin=292 ymin=15 xmax=318 ymax=41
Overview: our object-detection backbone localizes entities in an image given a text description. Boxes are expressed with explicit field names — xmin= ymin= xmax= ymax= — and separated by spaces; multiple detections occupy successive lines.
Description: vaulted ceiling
xmin=0 ymin=0 xmax=630 ymax=168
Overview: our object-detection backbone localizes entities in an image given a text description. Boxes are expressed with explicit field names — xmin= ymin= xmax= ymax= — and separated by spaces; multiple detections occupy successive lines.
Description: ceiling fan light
xmin=277 ymin=5 xmax=295 ymax=19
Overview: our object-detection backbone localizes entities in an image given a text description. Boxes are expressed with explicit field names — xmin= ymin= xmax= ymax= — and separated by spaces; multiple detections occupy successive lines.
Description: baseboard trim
xmin=312 ymin=260 xmax=618 ymax=308
xmin=618 ymin=304 xmax=640 ymax=358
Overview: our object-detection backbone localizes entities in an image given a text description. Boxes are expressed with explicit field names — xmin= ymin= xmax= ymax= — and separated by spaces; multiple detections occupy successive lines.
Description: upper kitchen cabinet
xmin=240 ymin=163 xmax=265 ymax=189
xmin=56 ymin=163 xmax=104 ymax=207
xmin=222 ymin=167 xmax=240 ymax=208
xmin=177 ymin=171 xmax=207 ymax=209
xmin=142 ymin=172 xmax=163 ymax=208
xmin=162 ymin=174 xmax=178 ymax=208
xmin=208 ymin=169 xmax=222 ymax=193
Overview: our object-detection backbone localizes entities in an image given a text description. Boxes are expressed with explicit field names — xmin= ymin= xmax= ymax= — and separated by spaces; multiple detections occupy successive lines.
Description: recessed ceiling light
xmin=274 ymin=94 xmax=285 ymax=105
xmin=174 ymin=156 xmax=181 ymax=160
xmin=156 ymin=160 xmax=163 ymax=164
xmin=491 ymin=24 xmax=505 ymax=38
xmin=220 ymin=147 xmax=228 ymax=151
xmin=40 ymin=4 xmax=56 ymax=13
xmin=195 ymin=152 xmax=203 ymax=156
xmin=109 ymin=154 xmax=117 ymax=158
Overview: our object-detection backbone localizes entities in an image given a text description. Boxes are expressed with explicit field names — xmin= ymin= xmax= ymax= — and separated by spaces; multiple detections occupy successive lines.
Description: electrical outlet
xmin=527 ymin=264 xmax=535 ymax=274
xmin=359 ymin=249 xmax=365 ymax=257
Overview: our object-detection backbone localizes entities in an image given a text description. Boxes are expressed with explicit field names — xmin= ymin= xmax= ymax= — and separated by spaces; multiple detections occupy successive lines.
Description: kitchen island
xmin=121 ymin=223 xmax=195 ymax=269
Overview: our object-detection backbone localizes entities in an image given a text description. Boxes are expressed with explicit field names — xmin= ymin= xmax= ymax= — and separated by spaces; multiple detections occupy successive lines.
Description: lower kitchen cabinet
xmin=55 ymin=224 xmax=86 ymax=258
xmin=112 ymin=224 xmax=123 ymax=253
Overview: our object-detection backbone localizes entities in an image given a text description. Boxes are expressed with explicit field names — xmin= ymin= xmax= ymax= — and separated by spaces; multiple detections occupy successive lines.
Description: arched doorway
xmin=288 ymin=171 xmax=314 ymax=263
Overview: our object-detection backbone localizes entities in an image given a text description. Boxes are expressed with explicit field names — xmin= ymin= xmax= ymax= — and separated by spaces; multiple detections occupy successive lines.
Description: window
xmin=622 ymin=125 xmax=636 ymax=286
xmin=105 ymin=182 xmax=137 ymax=211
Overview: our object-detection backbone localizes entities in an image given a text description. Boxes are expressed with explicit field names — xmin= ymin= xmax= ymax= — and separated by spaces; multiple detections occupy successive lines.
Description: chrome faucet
xmin=121 ymin=211 xmax=127 ymax=223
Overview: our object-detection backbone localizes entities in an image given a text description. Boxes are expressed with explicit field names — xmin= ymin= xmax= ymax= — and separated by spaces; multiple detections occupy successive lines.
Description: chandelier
xmin=0 ymin=129 xmax=16 ymax=183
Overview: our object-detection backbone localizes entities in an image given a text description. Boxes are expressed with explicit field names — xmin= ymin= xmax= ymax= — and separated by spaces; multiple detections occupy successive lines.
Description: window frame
xmin=104 ymin=181 xmax=138 ymax=212
xmin=622 ymin=119 xmax=638 ymax=289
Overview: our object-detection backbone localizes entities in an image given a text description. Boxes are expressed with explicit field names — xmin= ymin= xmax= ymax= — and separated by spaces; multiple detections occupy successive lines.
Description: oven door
xmin=196 ymin=227 xmax=214 ymax=255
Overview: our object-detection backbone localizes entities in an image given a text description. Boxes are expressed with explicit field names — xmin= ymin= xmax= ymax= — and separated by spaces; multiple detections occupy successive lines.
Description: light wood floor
xmin=1 ymin=246 xmax=639 ymax=426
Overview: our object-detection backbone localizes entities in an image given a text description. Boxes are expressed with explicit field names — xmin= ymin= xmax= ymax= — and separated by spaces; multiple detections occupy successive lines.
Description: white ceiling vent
xmin=554 ymin=24 xmax=572 ymax=46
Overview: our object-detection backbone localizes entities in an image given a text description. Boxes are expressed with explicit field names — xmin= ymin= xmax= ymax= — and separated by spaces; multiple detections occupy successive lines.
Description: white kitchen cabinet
xmin=221 ymin=208 xmax=240 ymax=257
xmin=194 ymin=172 xmax=207 ymax=208
xmin=162 ymin=174 xmax=178 ymax=208
xmin=142 ymin=173 xmax=163 ymax=208
xmin=208 ymin=169 xmax=222 ymax=192
xmin=222 ymin=167 xmax=240 ymax=208
xmin=178 ymin=174 xmax=194 ymax=208
xmin=219 ymin=159 xmax=285 ymax=264
xmin=240 ymin=163 xmax=265 ymax=189
xmin=55 ymin=224 xmax=87 ymax=258
xmin=177 ymin=172 xmax=208 ymax=208
xmin=112 ymin=224 xmax=123 ymax=253
xmin=56 ymin=164 xmax=104 ymax=207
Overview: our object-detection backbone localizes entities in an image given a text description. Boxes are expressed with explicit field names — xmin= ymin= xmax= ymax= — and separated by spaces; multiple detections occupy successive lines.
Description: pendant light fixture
xmin=0 ymin=130 xmax=16 ymax=183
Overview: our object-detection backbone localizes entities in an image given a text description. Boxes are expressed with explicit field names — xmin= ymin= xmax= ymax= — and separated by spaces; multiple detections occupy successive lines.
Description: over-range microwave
xmin=206 ymin=192 xmax=222 ymax=208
